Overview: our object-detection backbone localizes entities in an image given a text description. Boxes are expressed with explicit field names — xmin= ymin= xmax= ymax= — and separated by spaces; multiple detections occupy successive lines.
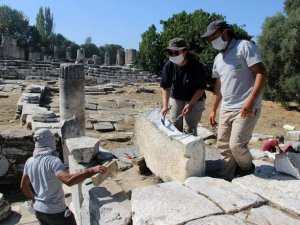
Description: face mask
xmin=169 ymin=54 xmax=184 ymax=65
xmin=211 ymin=36 xmax=228 ymax=51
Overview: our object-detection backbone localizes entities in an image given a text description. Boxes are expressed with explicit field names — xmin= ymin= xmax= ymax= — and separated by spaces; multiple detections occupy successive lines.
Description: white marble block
xmin=275 ymin=152 xmax=300 ymax=179
xmin=66 ymin=136 xmax=99 ymax=163
xmin=134 ymin=109 xmax=205 ymax=182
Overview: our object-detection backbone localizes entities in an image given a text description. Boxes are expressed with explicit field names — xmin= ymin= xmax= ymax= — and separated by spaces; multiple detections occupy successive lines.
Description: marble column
xmin=28 ymin=47 xmax=34 ymax=61
xmin=76 ymin=48 xmax=85 ymax=64
xmin=54 ymin=45 xmax=59 ymax=59
xmin=116 ymin=50 xmax=124 ymax=66
xmin=41 ymin=47 xmax=46 ymax=61
xmin=59 ymin=63 xmax=85 ymax=136
xmin=66 ymin=47 xmax=72 ymax=60
xmin=125 ymin=49 xmax=137 ymax=66
xmin=104 ymin=52 xmax=110 ymax=65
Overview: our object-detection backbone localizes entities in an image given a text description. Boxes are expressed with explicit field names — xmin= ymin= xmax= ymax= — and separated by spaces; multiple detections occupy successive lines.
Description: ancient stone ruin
xmin=0 ymin=35 xmax=300 ymax=225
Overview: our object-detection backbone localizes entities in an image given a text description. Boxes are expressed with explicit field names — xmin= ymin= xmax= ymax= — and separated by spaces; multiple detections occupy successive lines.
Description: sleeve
xmin=160 ymin=61 xmax=173 ymax=88
xmin=212 ymin=57 xmax=220 ymax=79
xmin=241 ymin=41 xmax=262 ymax=67
xmin=52 ymin=157 xmax=65 ymax=175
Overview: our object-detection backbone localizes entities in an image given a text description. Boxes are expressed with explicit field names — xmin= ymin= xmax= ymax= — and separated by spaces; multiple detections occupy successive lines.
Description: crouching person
xmin=20 ymin=128 xmax=107 ymax=225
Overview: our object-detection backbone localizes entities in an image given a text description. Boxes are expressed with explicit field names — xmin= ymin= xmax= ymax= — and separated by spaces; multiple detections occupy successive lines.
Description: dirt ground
xmin=1 ymin=82 xmax=299 ymax=151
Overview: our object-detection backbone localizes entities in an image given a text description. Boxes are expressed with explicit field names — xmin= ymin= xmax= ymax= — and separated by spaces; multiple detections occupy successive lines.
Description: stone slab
xmin=134 ymin=109 xmax=205 ymax=182
xmin=66 ymin=136 xmax=99 ymax=163
xmin=233 ymin=160 xmax=300 ymax=216
xmin=186 ymin=215 xmax=247 ymax=225
xmin=275 ymin=152 xmax=300 ymax=179
xmin=131 ymin=181 xmax=222 ymax=225
xmin=185 ymin=177 xmax=266 ymax=213
xmin=246 ymin=205 xmax=300 ymax=225
xmin=90 ymin=159 xmax=118 ymax=186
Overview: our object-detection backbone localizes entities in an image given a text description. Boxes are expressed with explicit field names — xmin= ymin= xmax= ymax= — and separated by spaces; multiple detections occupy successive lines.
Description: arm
xmin=20 ymin=173 xmax=35 ymax=204
xmin=57 ymin=165 xmax=107 ymax=187
xmin=209 ymin=78 xmax=222 ymax=127
xmin=161 ymin=87 xmax=170 ymax=116
xmin=241 ymin=62 xmax=266 ymax=118
xmin=182 ymin=89 xmax=205 ymax=115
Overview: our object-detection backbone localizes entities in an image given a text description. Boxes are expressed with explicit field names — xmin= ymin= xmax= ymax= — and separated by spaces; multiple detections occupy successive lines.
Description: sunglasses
xmin=167 ymin=50 xmax=180 ymax=56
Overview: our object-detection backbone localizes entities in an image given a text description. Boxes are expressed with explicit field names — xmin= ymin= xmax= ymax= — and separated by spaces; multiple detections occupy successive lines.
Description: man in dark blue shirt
xmin=160 ymin=37 xmax=206 ymax=135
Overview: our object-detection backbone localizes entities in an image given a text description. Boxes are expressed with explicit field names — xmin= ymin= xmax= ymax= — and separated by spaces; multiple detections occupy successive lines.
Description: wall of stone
xmin=0 ymin=129 xmax=34 ymax=185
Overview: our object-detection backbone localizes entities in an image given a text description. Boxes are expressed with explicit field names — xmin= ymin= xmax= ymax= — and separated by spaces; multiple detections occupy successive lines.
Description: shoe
xmin=234 ymin=163 xmax=255 ymax=178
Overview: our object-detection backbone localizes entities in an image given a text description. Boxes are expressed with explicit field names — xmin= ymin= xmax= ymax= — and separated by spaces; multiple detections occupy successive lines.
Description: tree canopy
xmin=137 ymin=9 xmax=252 ymax=86
xmin=258 ymin=0 xmax=300 ymax=107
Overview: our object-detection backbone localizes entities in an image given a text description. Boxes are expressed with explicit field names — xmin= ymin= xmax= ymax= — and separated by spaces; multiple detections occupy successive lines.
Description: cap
xmin=201 ymin=20 xmax=230 ymax=38
xmin=164 ymin=37 xmax=188 ymax=51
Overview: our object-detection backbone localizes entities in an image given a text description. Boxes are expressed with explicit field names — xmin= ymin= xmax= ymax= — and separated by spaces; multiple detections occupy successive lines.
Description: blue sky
xmin=1 ymin=0 xmax=285 ymax=49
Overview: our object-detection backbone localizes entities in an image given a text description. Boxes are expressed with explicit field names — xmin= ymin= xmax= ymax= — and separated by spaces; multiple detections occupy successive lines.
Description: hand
xmin=182 ymin=104 xmax=192 ymax=115
xmin=92 ymin=165 xmax=107 ymax=174
xmin=161 ymin=106 xmax=170 ymax=116
xmin=209 ymin=111 xmax=218 ymax=127
xmin=240 ymin=99 xmax=254 ymax=118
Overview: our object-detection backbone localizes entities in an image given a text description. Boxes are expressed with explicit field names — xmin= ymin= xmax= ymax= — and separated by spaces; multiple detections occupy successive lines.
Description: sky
xmin=1 ymin=0 xmax=285 ymax=49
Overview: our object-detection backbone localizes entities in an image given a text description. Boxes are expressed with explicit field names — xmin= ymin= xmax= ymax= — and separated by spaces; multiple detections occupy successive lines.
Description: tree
xmin=0 ymin=5 xmax=29 ymax=42
xmin=138 ymin=9 xmax=252 ymax=81
xmin=44 ymin=7 xmax=53 ymax=37
xmin=258 ymin=0 xmax=300 ymax=106
xmin=36 ymin=7 xmax=45 ymax=39
xmin=137 ymin=25 xmax=164 ymax=74
xmin=36 ymin=6 xmax=54 ymax=42
xmin=80 ymin=37 xmax=99 ymax=58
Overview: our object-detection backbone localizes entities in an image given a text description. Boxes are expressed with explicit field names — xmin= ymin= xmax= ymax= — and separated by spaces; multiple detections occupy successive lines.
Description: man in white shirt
xmin=202 ymin=20 xmax=266 ymax=181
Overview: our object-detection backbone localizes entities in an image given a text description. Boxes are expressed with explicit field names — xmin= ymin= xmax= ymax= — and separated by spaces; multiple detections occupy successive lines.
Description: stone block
xmin=90 ymin=159 xmax=118 ymax=186
xmin=286 ymin=130 xmax=300 ymax=141
xmin=66 ymin=136 xmax=99 ymax=163
xmin=246 ymin=205 xmax=300 ymax=225
xmin=185 ymin=177 xmax=265 ymax=213
xmin=233 ymin=160 xmax=300 ymax=215
xmin=275 ymin=152 xmax=300 ymax=179
xmin=131 ymin=181 xmax=222 ymax=225
xmin=134 ymin=109 xmax=205 ymax=182
xmin=186 ymin=215 xmax=247 ymax=225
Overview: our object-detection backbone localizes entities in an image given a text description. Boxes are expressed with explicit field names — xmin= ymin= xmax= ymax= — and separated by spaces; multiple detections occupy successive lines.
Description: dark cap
xmin=201 ymin=20 xmax=230 ymax=38
xmin=276 ymin=135 xmax=285 ymax=144
xmin=164 ymin=37 xmax=188 ymax=51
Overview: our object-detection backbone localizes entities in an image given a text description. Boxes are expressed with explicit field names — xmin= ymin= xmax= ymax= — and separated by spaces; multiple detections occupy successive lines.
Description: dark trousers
xmin=35 ymin=208 xmax=77 ymax=225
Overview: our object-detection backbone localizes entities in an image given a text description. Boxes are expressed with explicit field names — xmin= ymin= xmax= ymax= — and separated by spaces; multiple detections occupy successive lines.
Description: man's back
xmin=24 ymin=155 xmax=66 ymax=214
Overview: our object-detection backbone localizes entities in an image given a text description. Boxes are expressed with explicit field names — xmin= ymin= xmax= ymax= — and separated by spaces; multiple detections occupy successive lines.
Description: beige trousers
xmin=217 ymin=108 xmax=261 ymax=180
xmin=170 ymin=98 xmax=205 ymax=136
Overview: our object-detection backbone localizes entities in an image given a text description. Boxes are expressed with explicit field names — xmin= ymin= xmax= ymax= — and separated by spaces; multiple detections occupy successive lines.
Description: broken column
xmin=66 ymin=47 xmax=72 ymax=61
xmin=28 ymin=47 xmax=34 ymax=61
xmin=76 ymin=48 xmax=85 ymax=64
xmin=104 ymin=52 xmax=110 ymax=66
xmin=53 ymin=45 xmax=59 ymax=60
xmin=116 ymin=50 xmax=124 ymax=66
xmin=125 ymin=49 xmax=136 ymax=66
xmin=134 ymin=109 xmax=205 ymax=182
xmin=59 ymin=63 xmax=85 ymax=135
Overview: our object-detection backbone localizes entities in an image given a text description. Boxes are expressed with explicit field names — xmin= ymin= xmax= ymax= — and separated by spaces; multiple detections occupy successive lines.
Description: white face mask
xmin=211 ymin=36 xmax=228 ymax=50
xmin=169 ymin=54 xmax=184 ymax=65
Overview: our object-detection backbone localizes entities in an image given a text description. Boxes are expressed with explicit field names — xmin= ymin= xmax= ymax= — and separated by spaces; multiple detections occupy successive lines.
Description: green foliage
xmin=137 ymin=25 xmax=164 ymax=74
xmin=138 ymin=9 xmax=252 ymax=86
xmin=36 ymin=6 xmax=53 ymax=43
xmin=85 ymin=36 xmax=92 ymax=45
xmin=48 ymin=33 xmax=79 ymax=58
xmin=98 ymin=44 xmax=124 ymax=64
xmin=44 ymin=7 xmax=53 ymax=37
xmin=257 ymin=0 xmax=300 ymax=106
xmin=81 ymin=42 xmax=99 ymax=58
xmin=0 ymin=5 xmax=29 ymax=39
